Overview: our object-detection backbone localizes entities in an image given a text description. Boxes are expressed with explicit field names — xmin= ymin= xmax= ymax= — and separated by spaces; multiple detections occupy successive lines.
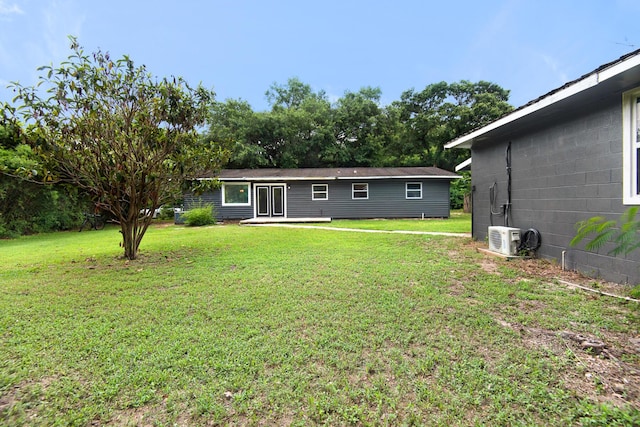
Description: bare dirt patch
xmin=479 ymin=258 xmax=500 ymax=275
xmin=462 ymin=241 xmax=639 ymax=410
xmin=495 ymin=318 xmax=639 ymax=409
xmin=467 ymin=240 xmax=635 ymax=297
xmin=106 ymin=398 xmax=192 ymax=427
xmin=0 ymin=376 xmax=60 ymax=424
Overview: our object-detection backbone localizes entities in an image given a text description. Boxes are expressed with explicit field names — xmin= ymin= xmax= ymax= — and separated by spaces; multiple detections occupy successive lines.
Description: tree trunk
xmin=463 ymin=193 xmax=472 ymax=213
xmin=120 ymin=215 xmax=153 ymax=260
xmin=121 ymin=221 xmax=139 ymax=260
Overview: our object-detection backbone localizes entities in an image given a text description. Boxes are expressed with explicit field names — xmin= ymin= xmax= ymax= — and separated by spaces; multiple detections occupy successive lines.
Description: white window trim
xmin=312 ymin=184 xmax=328 ymax=201
xmin=623 ymin=87 xmax=640 ymax=205
xmin=352 ymin=183 xmax=369 ymax=200
xmin=221 ymin=182 xmax=251 ymax=206
xmin=406 ymin=182 xmax=423 ymax=199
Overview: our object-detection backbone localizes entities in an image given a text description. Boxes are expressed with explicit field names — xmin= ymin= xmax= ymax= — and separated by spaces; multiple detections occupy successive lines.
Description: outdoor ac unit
xmin=488 ymin=226 xmax=521 ymax=256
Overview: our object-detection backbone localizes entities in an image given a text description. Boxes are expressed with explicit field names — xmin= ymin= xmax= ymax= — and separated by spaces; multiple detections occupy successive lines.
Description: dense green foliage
xmin=10 ymin=38 xmax=229 ymax=258
xmin=450 ymin=171 xmax=471 ymax=210
xmin=0 ymin=225 xmax=637 ymax=425
xmin=571 ymin=207 xmax=640 ymax=256
xmin=205 ymin=78 xmax=513 ymax=171
xmin=181 ymin=205 xmax=216 ymax=226
xmin=0 ymin=120 xmax=85 ymax=237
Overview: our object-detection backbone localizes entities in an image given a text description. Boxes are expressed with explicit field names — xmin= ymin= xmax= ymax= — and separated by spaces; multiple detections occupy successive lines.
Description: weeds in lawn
xmin=0 ymin=223 xmax=638 ymax=425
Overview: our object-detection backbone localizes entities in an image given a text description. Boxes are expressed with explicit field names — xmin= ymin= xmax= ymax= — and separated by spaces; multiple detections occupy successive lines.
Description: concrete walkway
xmin=239 ymin=217 xmax=331 ymax=224
xmin=243 ymin=222 xmax=471 ymax=237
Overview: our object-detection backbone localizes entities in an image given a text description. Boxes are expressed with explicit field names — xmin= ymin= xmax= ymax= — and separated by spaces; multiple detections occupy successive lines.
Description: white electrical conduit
xmin=558 ymin=279 xmax=639 ymax=303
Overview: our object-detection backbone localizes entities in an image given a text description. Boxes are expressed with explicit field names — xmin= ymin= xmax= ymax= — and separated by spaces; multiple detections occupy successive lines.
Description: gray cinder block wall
xmin=471 ymin=98 xmax=640 ymax=285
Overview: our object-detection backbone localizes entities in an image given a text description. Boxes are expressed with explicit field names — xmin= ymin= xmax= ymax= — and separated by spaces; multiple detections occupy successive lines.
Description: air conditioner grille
xmin=488 ymin=226 xmax=521 ymax=256
xmin=489 ymin=230 xmax=503 ymax=251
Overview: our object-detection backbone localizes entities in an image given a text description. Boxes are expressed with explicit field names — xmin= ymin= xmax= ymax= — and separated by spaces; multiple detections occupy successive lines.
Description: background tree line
xmin=205 ymin=77 xmax=513 ymax=171
xmin=2 ymin=72 xmax=512 ymax=239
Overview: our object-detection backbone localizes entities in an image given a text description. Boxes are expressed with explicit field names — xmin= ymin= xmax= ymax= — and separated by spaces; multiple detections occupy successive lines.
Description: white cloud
xmin=0 ymin=1 xmax=23 ymax=15
xmin=0 ymin=0 xmax=85 ymax=95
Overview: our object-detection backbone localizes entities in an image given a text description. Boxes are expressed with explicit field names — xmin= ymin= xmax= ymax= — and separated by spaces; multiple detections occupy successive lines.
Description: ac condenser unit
xmin=488 ymin=226 xmax=521 ymax=256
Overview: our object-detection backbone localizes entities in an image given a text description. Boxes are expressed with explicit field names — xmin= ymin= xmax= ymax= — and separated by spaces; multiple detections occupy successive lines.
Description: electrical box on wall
xmin=488 ymin=226 xmax=521 ymax=256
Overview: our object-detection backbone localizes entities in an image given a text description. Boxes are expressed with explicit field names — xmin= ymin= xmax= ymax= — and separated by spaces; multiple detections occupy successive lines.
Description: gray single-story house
xmin=445 ymin=48 xmax=640 ymax=285
xmin=184 ymin=167 xmax=459 ymax=222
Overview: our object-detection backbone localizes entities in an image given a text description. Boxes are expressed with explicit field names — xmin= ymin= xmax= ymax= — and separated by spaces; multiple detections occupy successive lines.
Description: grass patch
xmin=0 ymin=223 xmax=638 ymax=426
xmin=313 ymin=211 xmax=471 ymax=233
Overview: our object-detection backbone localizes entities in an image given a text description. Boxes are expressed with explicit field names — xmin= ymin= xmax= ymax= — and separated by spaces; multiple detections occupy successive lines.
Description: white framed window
xmin=623 ymin=88 xmax=640 ymax=205
xmin=312 ymin=184 xmax=328 ymax=200
xmin=406 ymin=182 xmax=422 ymax=199
xmin=222 ymin=182 xmax=251 ymax=206
xmin=352 ymin=183 xmax=369 ymax=199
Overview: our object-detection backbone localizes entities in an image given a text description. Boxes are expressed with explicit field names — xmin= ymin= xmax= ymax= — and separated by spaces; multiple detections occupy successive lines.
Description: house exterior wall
xmin=286 ymin=179 xmax=451 ymax=219
xmin=183 ymin=189 xmax=253 ymax=220
xmin=471 ymin=98 xmax=640 ymax=284
xmin=183 ymin=178 xmax=452 ymax=221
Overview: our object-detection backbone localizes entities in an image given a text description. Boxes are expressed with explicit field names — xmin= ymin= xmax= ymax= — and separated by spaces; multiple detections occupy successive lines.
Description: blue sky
xmin=1 ymin=0 xmax=639 ymax=111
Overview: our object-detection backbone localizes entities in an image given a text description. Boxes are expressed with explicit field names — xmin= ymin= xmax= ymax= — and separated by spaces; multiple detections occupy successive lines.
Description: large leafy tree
xmin=263 ymin=78 xmax=333 ymax=168
xmin=208 ymin=78 xmax=335 ymax=168
xmin=11 ymin=38 xmax=228 ymax=259
xmin=391 ymin=80 xmax=512 ymax=169
xmin=330 ymin=87 xmax=391 ymax=167
xmin=204 ymin=99 xmax=269 ymax=169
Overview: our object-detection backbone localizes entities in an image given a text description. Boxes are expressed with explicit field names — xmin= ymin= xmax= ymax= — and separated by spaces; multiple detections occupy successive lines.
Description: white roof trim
xmin=454 ymin=158 xmax=472 ymax=171
xmin=231 ymin=176 xmax=337 ymax=181
xmin=335 ymin=175 xmax=460 ymax=180
xmin=444 ymin=75 xmax=598 ymax=149
xmin=444 ymin=51 xmax=640 ymax=150
xmin=217 ymin=175 xmax=459 ymax=181
xmin=598 ymin=52 xmax=640 ymax=81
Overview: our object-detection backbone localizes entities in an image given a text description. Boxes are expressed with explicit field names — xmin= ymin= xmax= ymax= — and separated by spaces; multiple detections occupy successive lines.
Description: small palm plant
xmin=570 ymin=207 xmax=640 ymax=256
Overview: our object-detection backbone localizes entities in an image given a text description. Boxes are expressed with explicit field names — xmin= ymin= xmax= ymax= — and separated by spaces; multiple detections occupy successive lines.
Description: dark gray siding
xmin=183 ymin=188 xmax=253 ymax=221
xmin=471 ymin=98 xmax=640 ymax=284
xmin=287 ymin=179 xmax=451 ymax=219
xmin=184 ymin=178 xmax=451 ymax=221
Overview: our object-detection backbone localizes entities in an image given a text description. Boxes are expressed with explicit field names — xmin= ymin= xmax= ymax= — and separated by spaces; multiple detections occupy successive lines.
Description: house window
xmin=406 ymin=182 xmax=422 ymax=199
xmin=222 ymin=183 xmax=251 ymax=206
xmin=623 ymin=88 xmax=640 ymax=205
xmin=352 ymin=183 xmax=369 ymax=199
xmin=312 ymin=184 xmax=328 ymax=200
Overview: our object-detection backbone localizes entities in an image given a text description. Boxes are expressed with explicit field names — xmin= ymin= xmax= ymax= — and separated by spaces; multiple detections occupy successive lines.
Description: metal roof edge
xmin=224 ymin=176 xmax=338 ymax=181
xmin=444 ymin=75 xmax=599 ymax=149
xmin=444 ymin=49 xmax=640 ymax=150
xmin=218 ymin=175 xmax=459 ymax=181
xmin=335 ymin=175 xmax=459 ymax=180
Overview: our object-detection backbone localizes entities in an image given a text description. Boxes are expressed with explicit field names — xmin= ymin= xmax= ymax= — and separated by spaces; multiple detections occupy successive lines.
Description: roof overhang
xmin=454 ymin=158 xmax=472 ymax=172
xmin=202 ymin=175 xmax=461 ymax=181
xmin=196 ymin=167 xmax=460 ymax=181
xmin=444 ymin=49 xmax=640 ymax=150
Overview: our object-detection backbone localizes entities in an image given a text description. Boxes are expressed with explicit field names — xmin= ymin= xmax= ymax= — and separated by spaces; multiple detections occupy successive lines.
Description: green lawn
xmin=310 ymin=211 xmax=471 ymax=233
xmin=0 ymin=223 xmax=638 ymax=426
